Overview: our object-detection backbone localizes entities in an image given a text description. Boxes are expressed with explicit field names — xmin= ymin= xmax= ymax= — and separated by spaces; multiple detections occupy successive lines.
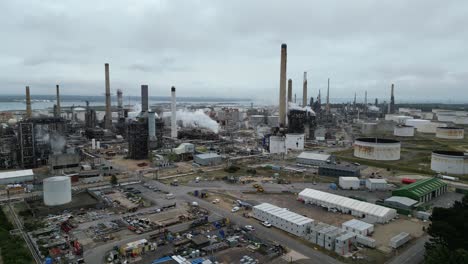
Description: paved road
xmin=386 ymin=235 xmax=429 ymax=264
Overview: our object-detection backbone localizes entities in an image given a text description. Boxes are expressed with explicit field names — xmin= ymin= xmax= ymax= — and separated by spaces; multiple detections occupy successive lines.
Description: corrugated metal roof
xmin=254 ymin=203 xmax=313 ymax=225
xmin=393 ymin=178 xmax=447 ymax=198
xmin=195 ymin=153 xmax=221 ymax=159
xmin=0 ymin=169 xmax=34 ymax=179
xmin=297 ymin=152 xmax=331 ymax=161
xmin=367 ymin=178 xmax=387 ymax=184
xmin=384 ymin=196 xmax=418 ymax=207
xmin=342 ymin=219 xmax=373 ymax=231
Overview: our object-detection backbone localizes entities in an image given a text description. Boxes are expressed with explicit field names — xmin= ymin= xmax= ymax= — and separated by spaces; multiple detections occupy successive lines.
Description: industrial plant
xmin=0 ymin=43 xmax=467 ymax=264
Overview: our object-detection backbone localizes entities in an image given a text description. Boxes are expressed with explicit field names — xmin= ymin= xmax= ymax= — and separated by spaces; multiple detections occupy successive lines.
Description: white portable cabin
xmin=341 ymin=219 xmax=374 ymax=236
xmin=339 ymin=177 xmax=360 ymax=190
xmin=365 ymin=178 xmax=388 ymax=191
xmin=252 ymin=203 xmax=314 ymax=237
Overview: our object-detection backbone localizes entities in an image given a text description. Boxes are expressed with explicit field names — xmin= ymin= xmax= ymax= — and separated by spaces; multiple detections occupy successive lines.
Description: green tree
xmin=110 ymin=175 xmax=118 ymax=185
xmin=425 ymin=194 xmax=468 ymax=263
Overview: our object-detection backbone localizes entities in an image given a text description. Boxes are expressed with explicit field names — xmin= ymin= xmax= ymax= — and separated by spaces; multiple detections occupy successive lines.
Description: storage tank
xmin=436 ymin=127 xmax=464 ymax=139
xmin=269 ymin=136 xmax=286 ymax=154
xmin=285 ymin=133 xmax=304 ymax=150
xmin=393 ymin=125 xmax=414 ymax=137
xmin=417 ymin=121 xmax=447 ymax=133
xmin=437 ymin=112 xmax=457 ymax=122
xmin=354 ymin=138 xmax=401 ymax=161
xmin=454 ymin=116 xmax=468 ymax=125
xmin=43 ymin=176 xmax=72 ymax=206
xmin=361 ymin=123 xmax=377 ymax=135
xmin=431 ymin=150 xmax=467 ymax=175
xmin=405 ymin=119 xmax=430 ymax=131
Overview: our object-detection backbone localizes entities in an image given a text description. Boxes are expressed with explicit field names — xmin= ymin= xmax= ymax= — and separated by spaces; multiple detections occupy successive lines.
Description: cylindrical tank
xmin=91 ymin=138 xmax=96 ymax=149
xmin=269 ymin=136 xmax=286 ymax=154
xmin=431 ymin=150 xmax=467 ymax=175
xmin=437 ymin=112 xmax=457 ymax=122
xmin=43 ymin=176 xmax=72 ymax=206
xmin=394 ymin=125 xmax=414 ymax=137
xmin=454 ymin=116 xmax=468 ymax=125
xmin=436 ymin=127 xmax=464 ymax=139
xmin=148 ymin=111 xmax=156 ymax=140
xmin=361 ymin=123 xmax=377 ymax=135
xmin=417 ymin=121 xmax=447 ymax=133
xmin=405 ymin=119 xmax=430 ymax=130
xmin=354 ymin=138 xmax=401 ymax=161
xmin=285 ymin=133 xmax=304 ymax=150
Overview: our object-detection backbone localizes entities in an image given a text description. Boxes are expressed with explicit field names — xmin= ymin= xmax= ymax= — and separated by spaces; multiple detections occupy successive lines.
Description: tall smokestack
xmin=389 ymin=83 xmax=395 ymax=114
xmin=302 ymin=72 xmax=308 ymax=107
xmin=171 ymin=87 xmax=177 ymax=138
xmin=117 ymin=89 xmax=123 ymax=119
xmin=56 ymin=84 xmax=61 ymax=118
xmin=287 ymin=79 xmax=292 ymax=103
xmin=279 ymin=44 xmax=287 ymax=126
xmin=25 ymin=86 xmax=32 ymax=118
xmin=148 ymin=111 xmax=156 ymax=140
xmin=104 ymin=63 xmax=112 ymax=129
xmin=141 ymin=85 xmax=149 ymax=112
xmin=326 ymin=78 xmax=330 ymax=114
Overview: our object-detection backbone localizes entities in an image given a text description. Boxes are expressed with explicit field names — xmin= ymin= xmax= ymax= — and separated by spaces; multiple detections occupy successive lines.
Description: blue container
xmin=194 ymin=190 xmax=199 ymax=197
xmin=329 ymin=183 xmax=337 ymax=190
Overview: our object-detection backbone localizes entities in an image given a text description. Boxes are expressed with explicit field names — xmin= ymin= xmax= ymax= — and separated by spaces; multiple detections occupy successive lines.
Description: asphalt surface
xmin=386 ymin=235 xmax=429 ymax=264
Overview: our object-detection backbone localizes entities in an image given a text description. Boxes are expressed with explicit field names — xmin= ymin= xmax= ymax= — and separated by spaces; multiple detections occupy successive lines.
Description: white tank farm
xmin=43 ymin=176 xmax=72 ymax=206
xmin=385 ymin=114 xmax=413 ymax=124
xmin=354 ymin=138 xmax=401 ymax=161
xmin=405 ymin=119 xmax=430 ymax=131
xmin=285 ymin=133 xmax=304 ymax=150
xmin=417 ymin=122 xmax=448 ymax=133
xmin=269 ymin=136 xmax=286 ymax=154
xmin=431 ymin=151 xmax=468 ymax=175
xmin=436 ymin=127 xmax=465 ymax=139
xmin=394 ymin=125 xmax=414 ymax=137
xmin=361 ymin=123 xmax=377 ymax=135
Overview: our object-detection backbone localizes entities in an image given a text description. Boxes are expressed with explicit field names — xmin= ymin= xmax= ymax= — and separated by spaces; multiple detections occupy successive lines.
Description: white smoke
xmin=164 ymin=109 xmax=219 ymax=133
xmin=288 ymin=102 xmax=316 ymax=115
xmin=50 ymin=133 xmax=66 ymax=154
xmin=127 ymin=104 xmax=142 ymax=119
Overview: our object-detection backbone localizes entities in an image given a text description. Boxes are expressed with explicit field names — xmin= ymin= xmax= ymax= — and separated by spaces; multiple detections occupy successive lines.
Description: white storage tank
xmin=405 ymin=119 xmax=430 ymax=130
xmin=418 ymin=122 xmax=448 ymax=133
xmin=354 ymin=138 xmax=401 ymax=161
xmin=285 ymin=133 xmax=304 ymax=150
xmin=393 ymin=125 xmax=414 ymax=137
xmin=269 ymin=136 xmax=286 ymax=154
xmin=339 ymin=177 xmax=360 ymax=190
xmin=43 ymin=176 xmax=72 ymax=206
xmin=431 ymin=150 xmax=467 ymax=175
xmin=435 ymin=127 xmax=464 ymax=139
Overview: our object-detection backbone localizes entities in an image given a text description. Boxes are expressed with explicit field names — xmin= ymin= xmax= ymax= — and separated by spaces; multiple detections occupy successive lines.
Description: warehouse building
xmin=365 ymin=178 xmax=388 ymax=191
xmin=296 ymin=152 xmax=334 ymax=166
xmin=252 ymin=203 xmax=314 ymax=237
xmin=298 ymin=188 xmax=397 ymax=223
xmin=341 ymin=219 xmax=374 ymax=236
xmin=318 ymin=164 xmax=361 ymax=177
xmin=193 ymin=153 xmax=222 ymax=166
xmin=339 ymin=177 xmax=360 ymax=190
xmin=384 ymin=196 xmax=418 ymax=210
xmin=392 ymin=177 xmax=447 ymax=203
xmin=0 ymin=169 xmax=34 ymax=185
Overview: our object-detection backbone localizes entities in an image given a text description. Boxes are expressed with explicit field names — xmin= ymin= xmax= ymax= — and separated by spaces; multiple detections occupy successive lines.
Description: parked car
xmin=231 ymin=206 xmax=240 ymax=213
xmin=261 ymin=221 xmax=272 ymax=228
xmin=244 ymin=225 xmax=255 ymax=231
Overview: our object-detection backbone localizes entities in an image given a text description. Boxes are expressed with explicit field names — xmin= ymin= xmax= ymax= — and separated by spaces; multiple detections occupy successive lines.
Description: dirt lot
xmin=106 ymin=191 xmax=139 ymax=210
xmin=372 ymin=216 xmax=428 ymax=252
xmin=213 ymin=247 xmax=275 ymax=264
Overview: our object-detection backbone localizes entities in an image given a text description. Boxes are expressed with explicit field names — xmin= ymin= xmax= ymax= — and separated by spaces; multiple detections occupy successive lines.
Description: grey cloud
xmin=0 ymin=0 xmax=467 ymax=102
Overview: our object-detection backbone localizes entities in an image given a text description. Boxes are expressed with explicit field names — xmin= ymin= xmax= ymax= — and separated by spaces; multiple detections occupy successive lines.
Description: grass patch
xmin=0 ymin=206 xmax=33 ymax=263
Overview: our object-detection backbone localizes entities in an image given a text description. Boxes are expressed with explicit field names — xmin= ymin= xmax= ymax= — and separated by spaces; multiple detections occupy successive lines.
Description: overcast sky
xmin=0 ymin=0 xmax=467 ymax=103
